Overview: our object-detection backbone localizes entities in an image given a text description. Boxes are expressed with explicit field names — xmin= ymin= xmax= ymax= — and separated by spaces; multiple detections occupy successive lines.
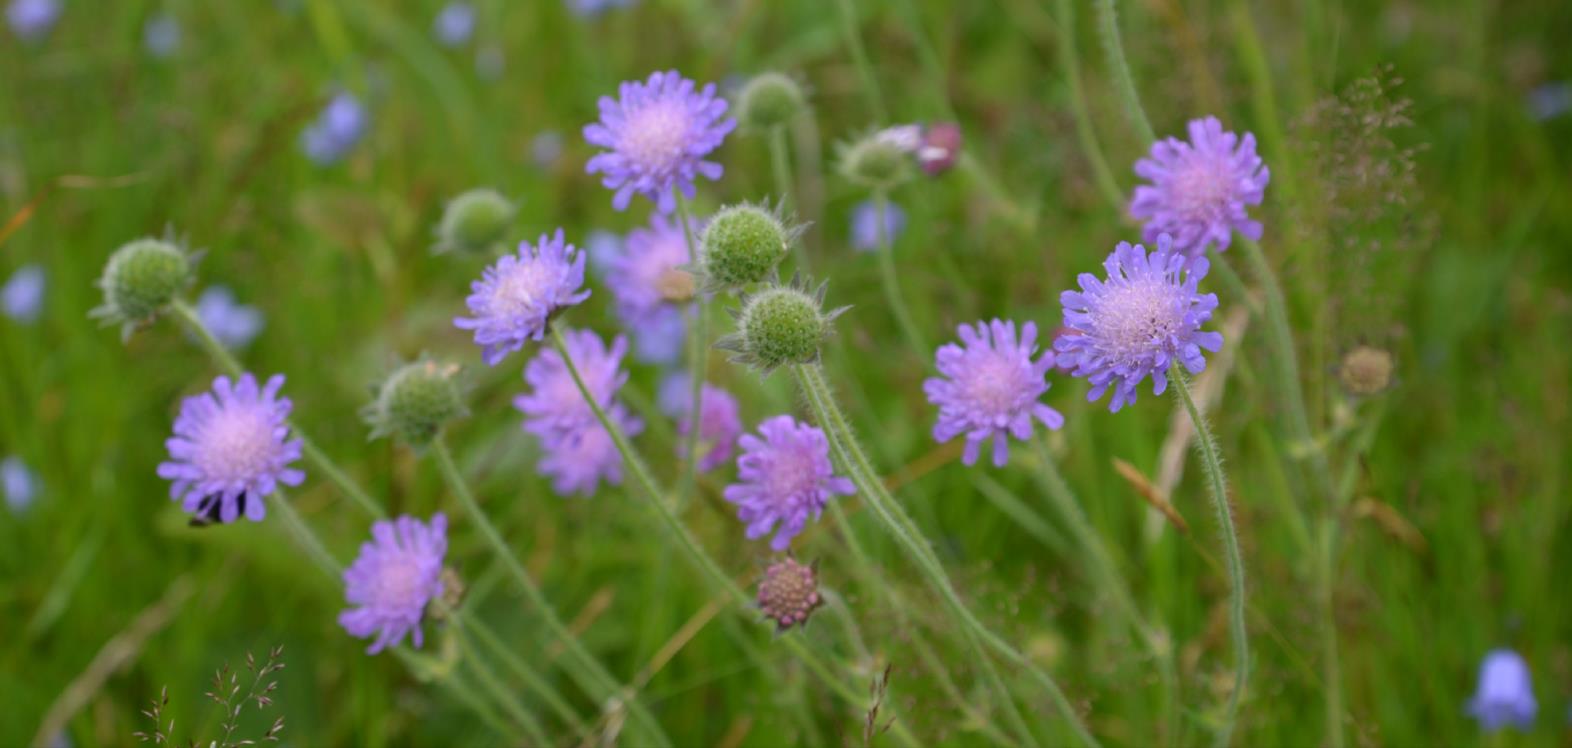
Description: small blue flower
xmin=1131 ymin=116 xmax=1270 ymax=259
xmin=143 ymin=13 xmax=180 ymax=58
xmin=583 ymin=70 xmax=736 ymax=212
xmin=157 ymin=374 xmax=305 ymax=524
xmin=2 ymin=264 xmax=45 ymax=323
xmin=6 ymin=0 xmax=59 ymax=41
xmin=454 ymin=229 xmax=590 ymax=366
xmin=850 ymin=199 xmax=905 ymax=253
xmin=723 ymin=415 xmax=853 ymax=550
xmin=195 ymin=286 xmax=264 ymax=350
xmin=340 ymin=513 xmax=448 ymax=654
xmin=432 ymin=2 xmax=475 ymax=48
xmin=301 ymin=93 xmax=369 ymax=166
xmin=514 ymin=328 xmax=641 ymax=496
xmin=1468 ymin=649 xmax=1537 ymax=731
xmin=2 ymin=455 xmax=39 ymax=513
xmin=924 ymin=320 xmax=1063 ymax=467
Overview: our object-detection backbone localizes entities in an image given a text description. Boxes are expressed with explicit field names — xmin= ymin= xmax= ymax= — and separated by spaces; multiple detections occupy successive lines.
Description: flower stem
xmin=674 ymin=193 xmax=708 ymax=507
xmin=455 ymin=609 xmax=593 ymax=741
xmin=547 ymin=325 xmax=923 ymax=748
xmin=430 ymin=437 xmax=671 ymax=748
xmin=456 ymin=625 xmax=552 ymax=745
xmin=832 ymin=0 xmax=888 ymax=122
xmin=795 ymin=363 xmax=1097 ymax=748
xmin=1170 ymin=364 xmax=1248 ymax=746
xmin=873 ymin=189 xmax=929 ymax=358
xmin=769 ymin=126 xmax=812 ymax=274
xmin=1092 ymin=0 xmax=1157 ymax=145
xmin=1051 ymin=0 xmax=1127 ymax=211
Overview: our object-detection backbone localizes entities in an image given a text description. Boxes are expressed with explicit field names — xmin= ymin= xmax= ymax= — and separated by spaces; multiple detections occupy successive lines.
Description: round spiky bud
xmin=1337 ymin=345 xmax=1394 ymax=396
xmin=757 ymin=556 xmax=823 ymax=631
xmin=837 ymin=131 xmax=914 ymax=190
xmin=700 ymin=203 xmax=794 ymax=291
xmin=363 ymin=359 xmax=467 ymax=449
xmin=92 ymin=237 xmax=192 ymax=335
xmin=717 ymin=275 xmax=847 ymax=374
xmin=737 ymin=72 xmax=806 ymax=131
xmin=434 ymin=188 xmax=515 ymax=255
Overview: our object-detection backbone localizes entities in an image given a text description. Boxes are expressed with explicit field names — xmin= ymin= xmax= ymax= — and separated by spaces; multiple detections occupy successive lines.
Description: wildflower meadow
xmin=3 ymin=0 xmax=1570 ymax=746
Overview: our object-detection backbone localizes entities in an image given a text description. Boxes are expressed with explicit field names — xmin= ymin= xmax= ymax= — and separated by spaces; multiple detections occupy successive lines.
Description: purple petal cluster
xmin=455 ymin=229 xmax=589 ymax=366
xmin=7 ymin=0 xmax=59 ymax=40
xmin=1468 ymin=649 xmax=1537 ymax=732
xmin=924 ymin=320 xmax=1064 ymax=467
xmin=724 ymin=415 xmax=853 ymax=550
xmin=2 ymin=264 xmax=45 ymax=323
xmin=850 ymin=200 xmax=905 ymax=253
xmin=302 ymin=93 xmax=369 ymax=166
xmin=1056 ymin=236 xmax=1223 ymax=412
xmin=603 ymin=213 xmax=698 ymax=361
xmin=433 ymin=2 xmax=475 ymax=47
xmin=157 ymin=374 xmax=304 ymax=523
xmin=514 ymin=328 xmax=642 ymax=496
xmin=195 ymin=286 xmax=264 ymax=350
xmin=661 ymin=379 xmax=742 ymax=473
xmin=1131 ymin=116 xmax=1269 ymax=258
xmin=2 ymin=455 xmax=38 ymax=513
xmin=584 ymin=70 xmax=735 ymax=212
xmin=339 ymin=513 xmax=448 ymax=654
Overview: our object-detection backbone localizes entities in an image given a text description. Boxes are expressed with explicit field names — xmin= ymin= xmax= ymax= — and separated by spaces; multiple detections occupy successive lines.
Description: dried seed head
xmin=434 ymin=188 xmax=516 ymax=254
xmin=92 ymin=237 xmax=192 ymax=335
xmin=718 ymin=275 xmax=847 ymax=374
xmin=757 ymin=556 xmax=823 ymax=631
xmin=700 ymin=203 xmax=794 ymax=291
xmin=737 ymin=72 xmax=806 ymax=131
xmin=363 ymin=359 xmax=467 ymax=449
xmin=1338 ymin=345 xmax=1394 ymax=396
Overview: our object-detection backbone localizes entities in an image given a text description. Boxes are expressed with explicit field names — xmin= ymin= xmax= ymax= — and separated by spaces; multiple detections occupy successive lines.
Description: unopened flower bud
xmin=700 ymin=203 xmax=794 ymax=291
xmin=363 ymin=359 xmax=467 ymax=449
xmin=737 ymin=72 xmax=806 ymax=131
xmin=434 ymin=188 xmax=515 ymax=255
xmin=717 ymin=275 xmax=847 ymax=374
xmin=757 ymin=556 xmax=823 ymax=631
xmin=1338 ymin=345 xmax=1394 ymax=396
xmin=91 ymin=237 xmax=192 ymax=335
xmin=838 ymin=132 xmax=913 ymax=190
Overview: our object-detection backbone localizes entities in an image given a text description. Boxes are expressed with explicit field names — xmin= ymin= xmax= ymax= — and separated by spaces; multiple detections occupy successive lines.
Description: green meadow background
xmin=2 ymin=0 xmax=1570 ymax=745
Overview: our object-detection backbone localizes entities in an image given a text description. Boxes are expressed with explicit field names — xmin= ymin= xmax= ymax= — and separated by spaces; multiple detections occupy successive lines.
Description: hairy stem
xmin=455 ymin=609 xmax=592 ymax=741
xmin=873 ymin=189 xmax=929 ymax=357
xmin=1171 ymin=365 xmax=1248 ymax=746
xmin=832 ymin=0 xmax=888 ymax=122
xmin=456 ymin=626 xmax=552 ymax=745
xmin=1092 ymin=0 xmax=1157 ymax=145
xmin=1051 ymin=0 xmax=1127 ymax=210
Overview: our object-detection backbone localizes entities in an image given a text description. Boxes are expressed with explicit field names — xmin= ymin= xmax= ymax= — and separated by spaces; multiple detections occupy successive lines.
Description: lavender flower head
xmin=607 ymin=213 xmax=697 ymax=318
xmin=660 ymin=378 xmax=742 ymax=473
xmin=1131 ymin=116 xmax=1269 ymax=258
xmin=302 ymin=92 xmax=368 ymax=166
xmin=157 ymin=374 xmax=304 ymax=523
xmin=850 ymin=199 xmax=905 ymax=253
xmin=433 ymin=2 xmax=475 ymax=47
xmin=455 ymin=229 xmax=589 ymax=366
xmin=195 ymin=286 xmax=264 ymax=350
xmin=630 ymin=307 xmax=685 ymax=364
xmin=1056 ymin=236 xmax=1223 ymax=412
xmin=2 ymin=264 xmax=45 ymax=323
xmin=583 ymin=70 xmax=735 ymax=212
xmin=339 ymin=513 xmax=448 ymax=654
xmin=924 ymin=320 xmax=1064 ymax=467
xmin=2 ymin=455 xmax=38 ymax=513
xmin=724 ymin=415 xmax=853 ymax=550
xmin=7 ymin=0 xmax=59 ymax=40
xmin=514 ymin=328 xmax=641 ymax=496
xmin=1467 ymin=649 xmax=1537 ymax=731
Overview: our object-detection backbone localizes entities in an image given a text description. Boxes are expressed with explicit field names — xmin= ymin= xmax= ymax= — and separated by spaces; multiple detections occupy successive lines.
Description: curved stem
xmin=1170 ymin=365 xmax=1248 ymax=746
xmin=456 ymin=611 xmax=592 ymax=741
xmin=832 ymin=0 xmax=888 ymax=122
xmin=673 ymin=194 xmax=708 ymax=507
xmin=769 ymin=126 xmax=811 ymax=274
xmin=431 ymin=437 xmax=671 ymax=748
xmin=1092 ymin=0 xmax=1156 ymax=145
xmin=457 ymin=626 xmax=552 ymax=745
xmin=873 ymin=190 xmax=928 ymax=358
xmin=1051 ymin=0 xmax=1126 ymax=210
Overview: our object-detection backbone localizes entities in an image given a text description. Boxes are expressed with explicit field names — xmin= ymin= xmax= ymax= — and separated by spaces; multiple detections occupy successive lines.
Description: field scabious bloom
xmin=724 ymin=415 xmax=852 ymax=550
xmin=1130 ymin=116 xmax=1270 ymax=258
xmin=339 ymin=513 xmax=448 ymax=654
xmin=432 ymin=2 xmax=475 ymax=47
xmin=195 ymin=286 xmax=264 ymax=349
xmin=583 ymin=70 xmax=735 ymax=212
xmin=1468 ymin=649 xmax=1537 ymax=731
xmin=2 ymin=264 xmax=45 ymax=323
xmin=850 ymin=199 xmax=905 ymax=252
xmin=157 ymin=374 xmax=304 ymax=523
xmin=924 ymin=320 xmax=1064 ymax=467
xmin=515 ymin=328 xmax=641 ymax=496
xmin=455 ymin=229 xmax=589 ymax=366
xmin=2 ymin=455 xmax=38 ymax=513
xmin=6 ymin=0 xmax=59 ymax=40
xmin=605 ymin=214 xmax=698 ymax=346
xmin=661 ymin=379 xmax=742 ymax=473
xmin=301 ymin=92 xmax=368 ymax=166
xmin=1056 ymin=236 xmax=1223 ymax=412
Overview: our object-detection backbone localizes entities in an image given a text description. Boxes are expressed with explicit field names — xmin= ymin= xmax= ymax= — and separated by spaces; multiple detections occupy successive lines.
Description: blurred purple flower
xmin=302 ymin=92 xmax=368 ymax=166
xmin=724 ymin=415 xmax=852 ymax=550
xmin=1131 ymin=116 xmax=1269 ymax=258
xmin=157 ymin=374 xmax=304 ymax=524
xmin=629 ymin=306 xmax=685 ymax=364
xmin=2 ymin=455 xmax=38 ymax=513
xmin=455 ymin=229 xmax=589 ymax=366
xmin=583 ymin=70 xmax=735 ymax=212
xmin=433 ymin=2 xmax=475 ymax=47
xmin=1468 ymin=649 xmax=1537 ymax=731
xmin=530 ymin=130 xmax=564 ymax=168
xmin=7 ymin=0 xmax=59 ymax=40
xmin=1056 ymin=235 xmax=1223 ymax=412
xmin=850 ymin=199 xmax=905 ymax=252
xmin=2 ymin=264 xmax=45 ymax=323
xmin=515 ymin=328 xmax=640 ymax=496
xmin=143 ymin=13 xmax=179 ymax=58
xmin=339 ymin=513 xmax=448 ymax=654
xmin=924 ymin=319 xmax=1063 ymax=467
xmin=917 ymin=122 xmax=962 ymax=175
xmin=661 ymin=380 xmax=742 ymax=473
xmin=196 ymin=286 xmax=264 ymax=350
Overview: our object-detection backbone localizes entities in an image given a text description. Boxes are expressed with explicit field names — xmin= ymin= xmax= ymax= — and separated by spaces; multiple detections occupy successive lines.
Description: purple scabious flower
xmin=2 ymin=455 xmax=39 ymax=513
xmin=629 ymin=306 xmax=685 ymax=364
xmin=924 ymin=320 xmax=1064 ymax=467
xmin=606 ymin=213 xmax=696 ymax=318
xmin=432 ymin=2 xmax=475 ymax=47
xmin=143 ymin=13 xmax=180 ymax=58
xmin=850 ymin=199 xmax=905 ymax=253
xmin=1130 ymin=116 xmax=1269 ymax=258
xmin=195 ymin=286 xmax=264 ymax=350
xmin=536 ymin=408 xmax=642 ymax=496
xmin=7 ymin=0 xmax=59 ymax=40
xmin=1468 ymin=649 xmax=1537 ymax=731
xmin=301 ymin=92 xmax=368 ymax=166
xmin=455 ymin=229 xmax=589 ymax=366
xmin=515 ymin=328 xmax=640 ymax=496
xmin=1056 ymin=236 xmax=1224 ymax=412
xmin=339 ymin=513 xmax=448 ymax=654
xmin=583 ymin=70 xmax=736 ymax=213
xmin=2 ymin=264 xmax=45 ymax=323
xmin=724 ymin=415 xmax=853 ymax=550
xmin=661 ymin=380 xmax=742 ymax=473
xmin=157 ymin=374 xmax=304 ymax=523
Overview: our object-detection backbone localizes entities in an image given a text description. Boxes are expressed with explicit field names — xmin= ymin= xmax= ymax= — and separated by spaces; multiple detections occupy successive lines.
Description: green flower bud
xmin=1338 ymin=345 xmax=1394 ymax=396
xmin=363 ymin=359 xmax=468 ymax=449
xmin=737 ymin=73 xmax=806 ymax=131
xmin=91 ymin=237 xmax=192 ymax=336
xmin=837 ymin=131 xmax=914 ymax=190
xmin=701 ymin=203 xmax=796 ymax=291
xmin=717 ymin=275 xmax=848 ymax=374
xmin=433 ymin=188 xmax=515 ymax=255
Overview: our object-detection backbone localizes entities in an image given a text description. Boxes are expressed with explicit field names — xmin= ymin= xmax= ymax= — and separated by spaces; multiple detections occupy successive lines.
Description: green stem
xmin=873 ymin=190 xmax=928 ymax=357
xmin=1316 ymin=522 xmax=1343 ymax=748
xmin=1170 ymin=365 xmax=1248 ymax=746
xmin=832 ymin=0 xmax=888 ymax=122
xmin=1052 ymin=0 xmax=1126 ymax=210
xmin=436 ymin=666 xmax=518 ymax=738
xmin=266 ymin=492 xmax=342 ymax=576
xmin=674 ymin=194 xmax=708 ymax=506
xmin=956 ymin=153 xmax=1036 ymax=233
xmin=769 ymin=126 xmax=811 ymax=274
xmin=1092 ymin=0 xmax=1156 ymax=145
xmin=430 ymin=437 xmax=671 ymax=748
xmin=795 ymin=364 xmax=1096 ymax=748
xmin=457 ymin=611 xmax=592 ymax=741
xmin=547 ymin=326 xmax=922 ymax=748
xmin=457 ymin=626 xmax=552 ymax=745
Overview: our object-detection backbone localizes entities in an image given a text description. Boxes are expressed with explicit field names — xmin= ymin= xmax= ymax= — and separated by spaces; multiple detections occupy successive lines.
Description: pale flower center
xmin=623 ymin=101 xmax=691 ymax=173
xmin=372 ymin=556 xmax=426 ymax=611
xmin=764 ymin=446 xmax=817 ymax=502
xmin=1173 ymin=160 xmax=1231 ymax=218
xmin=195 ymin=406 xmax=276 ymax=482
xmin=492 ymin=262 xmax=550 ymax=316
xmin=1095 ymin=282 xmax=1182 ymax=361
xmin=962 ymin=353 xmax=1025 ymax=417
